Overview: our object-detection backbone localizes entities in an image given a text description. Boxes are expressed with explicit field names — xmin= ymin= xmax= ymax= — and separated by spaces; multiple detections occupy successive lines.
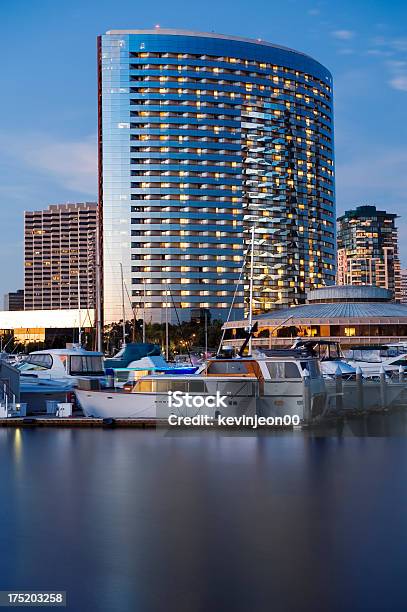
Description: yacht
xmin=75 ymin=350 xmax=326 ymax=422
xmin=291 ymin=339 xmax=356 ymax=376
xmin=17 ymin=346 xmax=105 ymax=385
xmin=344 ymin=344 xmax=407 ymax=377
xmin=17 ymin=346 xmax=105 ymax=413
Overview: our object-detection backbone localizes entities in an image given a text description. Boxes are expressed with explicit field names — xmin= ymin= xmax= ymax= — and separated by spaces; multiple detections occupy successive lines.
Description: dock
xmin=0 ymin=417 xmax=161 ymax=428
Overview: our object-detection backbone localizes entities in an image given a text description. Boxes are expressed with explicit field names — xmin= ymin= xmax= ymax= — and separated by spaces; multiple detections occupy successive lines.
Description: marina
xmin=2 ymin=338 xmax=407 ymax=425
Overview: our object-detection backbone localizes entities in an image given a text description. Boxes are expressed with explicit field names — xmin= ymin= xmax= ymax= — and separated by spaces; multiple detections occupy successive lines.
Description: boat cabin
xmin=18 ymin=348 xmax=105 ymax=379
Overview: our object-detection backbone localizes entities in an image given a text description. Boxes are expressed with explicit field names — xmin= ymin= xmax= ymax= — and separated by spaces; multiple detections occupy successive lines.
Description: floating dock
xmin=0 ymin=417 xmax=160 ymax=428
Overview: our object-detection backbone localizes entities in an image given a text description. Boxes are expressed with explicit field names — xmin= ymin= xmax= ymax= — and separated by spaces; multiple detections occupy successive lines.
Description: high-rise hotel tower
xmin=24 ymin=203 xmax=97 ymax=311
xmin=98 ymin=29 xmax=335 ymax=324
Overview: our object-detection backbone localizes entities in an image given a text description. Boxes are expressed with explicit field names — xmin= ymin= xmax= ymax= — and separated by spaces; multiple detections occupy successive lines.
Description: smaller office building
xmin=223 ymin=285 xmax=407 ymax=348
xmin=0 ymin=309 xmax=94 ymax=345
xmin=3 ymin=290 xmax=24 ymax=311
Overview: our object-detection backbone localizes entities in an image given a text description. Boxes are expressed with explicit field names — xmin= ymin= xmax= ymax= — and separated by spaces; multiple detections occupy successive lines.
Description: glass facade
xmin=98 ymin=29 xmax=335 ymax=324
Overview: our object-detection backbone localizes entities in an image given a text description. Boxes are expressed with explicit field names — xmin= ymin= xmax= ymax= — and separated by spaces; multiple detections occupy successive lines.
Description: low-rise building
xmin=0 ymin=309 xmax=94 ymax=345
xmin=222 ymin=285 xmax=407 ymax=349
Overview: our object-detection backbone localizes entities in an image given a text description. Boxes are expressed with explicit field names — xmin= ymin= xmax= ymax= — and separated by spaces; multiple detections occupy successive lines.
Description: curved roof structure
xmin=106 ymin=28 xmax=315 ymax=59
xmin=256 ymin=301 xmax=407 ymax=322
xmin=307 ymin=285 xmax=392 ymax=303
xmin=223 ymin=299 xmax=407 ymax=329
xmin=103 ymin=29 xmax=332 ymax=81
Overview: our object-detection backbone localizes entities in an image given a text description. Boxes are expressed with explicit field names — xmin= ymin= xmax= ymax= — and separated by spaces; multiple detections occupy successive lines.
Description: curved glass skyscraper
xmin=98 ymin=29 xmax=335 ymax=324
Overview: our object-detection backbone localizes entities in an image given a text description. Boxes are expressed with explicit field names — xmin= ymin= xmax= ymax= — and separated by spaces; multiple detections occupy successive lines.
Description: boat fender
xmin=102 ymin=417 xmax=116 ymax=428
xmin=105 ymin=368 xmax=115 ymax=388
xmin=23 ymin=418 xmax=36 ymax=426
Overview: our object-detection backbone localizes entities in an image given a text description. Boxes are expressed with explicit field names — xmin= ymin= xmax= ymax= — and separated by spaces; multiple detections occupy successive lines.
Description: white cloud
xmin=366 ymin=49 xmax=393 ymax=57
xmin=337 ymin=48 xmax=355 ymax=56
xmin=370 ymin=35 xmax=387 ymax=46
xmin=308 ymin=8 xmax=320 ymax=16
xmin=390 ymin=38 xmax=407 ymax=52
xmin=389 ymin=75 xmax=407 ymax=91
xmin=331 ymin=30 xmax=355 ymax=41
xmin=386 ymin=60 xmax=407 ymax=92
xmin=0 ymin=132 xmax=97 ymax=196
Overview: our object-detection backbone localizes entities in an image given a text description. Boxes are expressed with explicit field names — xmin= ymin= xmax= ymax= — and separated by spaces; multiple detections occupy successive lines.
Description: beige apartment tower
xmin=24 ymin=203 xmax=97 ymax=310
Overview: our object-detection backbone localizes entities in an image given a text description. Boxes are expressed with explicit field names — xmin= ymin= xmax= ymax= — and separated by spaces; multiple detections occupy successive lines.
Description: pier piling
xmin=380 ymin=367 xmax=387 ymax=410
xmin=335 ymin=367 xmax=343 ymax=412
xmin=303 ymin=369 xmax=311 ymax=423
xmin=356 ymin=367 xmax=364 ymax=412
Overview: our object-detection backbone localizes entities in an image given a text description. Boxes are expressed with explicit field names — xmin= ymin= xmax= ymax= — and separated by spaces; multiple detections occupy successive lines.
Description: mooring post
xmin=335 ymin=366 xmax=343 ymax=412
xmin=356 ymin=366 xmax=364 ymax=412
xmin=303 ymin=368 xmax=311 ymax=424
xmin=380 ymin=366 xmax=386 ymax=410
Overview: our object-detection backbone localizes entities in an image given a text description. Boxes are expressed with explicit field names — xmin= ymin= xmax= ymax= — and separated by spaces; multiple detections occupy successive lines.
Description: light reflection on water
xmin=0 ymin=415 xmax=406 ymax=612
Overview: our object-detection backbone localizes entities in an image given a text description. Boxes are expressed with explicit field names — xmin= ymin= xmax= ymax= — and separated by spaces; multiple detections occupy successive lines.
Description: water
xmin=1 ymin=415 xmax=407 ymax=612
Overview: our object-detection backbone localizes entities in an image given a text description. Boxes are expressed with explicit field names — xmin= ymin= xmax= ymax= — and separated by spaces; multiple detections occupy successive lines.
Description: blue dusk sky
xmin=1 ymin=0 xmax=407 ymax=296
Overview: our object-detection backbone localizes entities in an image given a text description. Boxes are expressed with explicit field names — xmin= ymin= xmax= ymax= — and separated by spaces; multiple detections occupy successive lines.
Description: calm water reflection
xmin=1 ymin=415 xmax=407 ymax=611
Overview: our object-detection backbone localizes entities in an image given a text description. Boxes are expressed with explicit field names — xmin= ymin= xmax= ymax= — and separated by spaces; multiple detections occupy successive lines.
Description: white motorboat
xmin=75 ymin=351 xmax=327 ymax=422
xmin=16 ymin=346 xmax=105 ymax=414
xmin=77 ymin=375 xmax=258 ymax=420
xmin=17 ymin=345 xmax=105 ymax=386
xmin=344 ymin=344 xmax=407 ymax=377
xmin=291 ymin=339 xmax=356 ymax=377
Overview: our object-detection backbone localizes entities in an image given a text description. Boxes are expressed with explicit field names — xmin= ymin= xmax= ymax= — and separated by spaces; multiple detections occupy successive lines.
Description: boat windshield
xmin=344 ymin=349 xmax=381 ymax=363
xmin=18 ymin=354 xmax=53 ymax=371
xmin=265 ymin=361 xmax=302 ymax=379
xmin=69 ymin=356 xmax=105 ymax=376
xmin=265 ymin=360 xmax=320 ymax=379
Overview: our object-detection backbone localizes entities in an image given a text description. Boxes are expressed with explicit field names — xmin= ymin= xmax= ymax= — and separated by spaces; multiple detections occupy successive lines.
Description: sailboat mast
xmin=120 ymin=263 xmax=126 ymax=347
xmin=248 ymin=224 xmax=255 ymax=355
xmin=165 ymin=287 xmax=169 ymax=361
xmin=77 ymin=265 xmax=82 ymax=347
xmin=205 ymin=309 xmax=208 ymax=356
xmin=95 ymin=207 xmax=103 ymax=352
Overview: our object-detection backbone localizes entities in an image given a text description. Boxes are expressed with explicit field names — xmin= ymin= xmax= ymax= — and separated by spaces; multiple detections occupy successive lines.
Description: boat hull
xmin=75 ymin=386 xmax=257 ymax=420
